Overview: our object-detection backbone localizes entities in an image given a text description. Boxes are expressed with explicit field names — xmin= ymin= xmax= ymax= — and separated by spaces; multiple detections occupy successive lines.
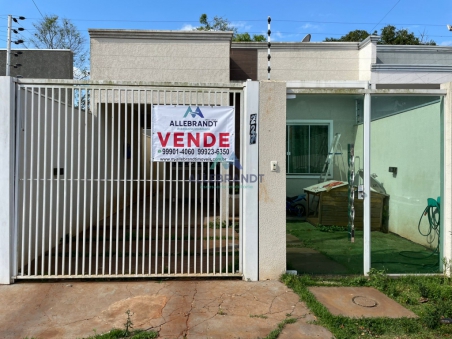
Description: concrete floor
xmin=0 ymin=280 xmax=334 ymax=339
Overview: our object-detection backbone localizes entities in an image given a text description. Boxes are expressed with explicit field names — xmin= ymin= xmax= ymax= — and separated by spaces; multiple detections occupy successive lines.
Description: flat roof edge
xmin=89 ymin=29 xmax=234 ymax=41
xmin=231 ymin=41 xmax=359 ymax=50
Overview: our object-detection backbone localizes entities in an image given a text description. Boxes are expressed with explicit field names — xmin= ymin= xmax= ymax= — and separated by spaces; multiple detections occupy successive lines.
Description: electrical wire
xmin=30 ymin=0 xmax=45 ymax=19
xmin=370 ymin=0 xmax=402 ymax=32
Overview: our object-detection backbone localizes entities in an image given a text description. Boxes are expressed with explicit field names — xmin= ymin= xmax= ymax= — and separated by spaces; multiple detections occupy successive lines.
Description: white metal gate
xmin=14 ymin=80 xmax=244 ymax=279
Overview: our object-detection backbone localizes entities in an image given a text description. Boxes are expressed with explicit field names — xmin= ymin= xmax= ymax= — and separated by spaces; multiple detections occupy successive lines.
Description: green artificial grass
xmin=287 ymin=221 xmax=440 ymax=274
xmin=281 ymin=273 xmax=452 ymax=339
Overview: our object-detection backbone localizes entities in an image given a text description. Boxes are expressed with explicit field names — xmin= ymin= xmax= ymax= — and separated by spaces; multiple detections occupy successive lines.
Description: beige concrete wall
xmin=257 ymin=47 xmax=359 ymax=81
xmin=90 ymin=33 xmax=231 ymax=83
xmin=354 ymin=101 xmax=442 ymax=247
xmin=259 ymin=81 xmax=286 ymax=280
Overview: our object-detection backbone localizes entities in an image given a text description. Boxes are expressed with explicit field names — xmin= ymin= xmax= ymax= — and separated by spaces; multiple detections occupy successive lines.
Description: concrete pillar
xmin=441 ymin=82 xmax=452 ymax=276
xmin=0 ymin=76 xmax=16 ymax=284
xmin=258 ymin=81 xmax=286 ymax=280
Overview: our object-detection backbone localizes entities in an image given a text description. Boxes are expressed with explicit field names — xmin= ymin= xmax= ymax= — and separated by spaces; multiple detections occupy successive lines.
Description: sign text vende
xmin=152 ymin=105 xmax=235 ymax=162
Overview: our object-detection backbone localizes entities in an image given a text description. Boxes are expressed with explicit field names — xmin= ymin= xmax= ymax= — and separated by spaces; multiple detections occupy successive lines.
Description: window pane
xmin=288 ymin=125 xmax=309 ymax=173
xmin=310 ymin=125 xmax=328 ymax=174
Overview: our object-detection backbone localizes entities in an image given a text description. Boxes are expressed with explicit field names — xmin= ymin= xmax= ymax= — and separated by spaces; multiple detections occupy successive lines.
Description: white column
xmin=440 ymin=82 xmax=452 ymax=276
xmin=0 ymin=76 xmax=16 ymax=284
xmin=363 ymin=93 xmax=371 ymax=275
xmin=242 ymin=80 xmax=259 ymax=281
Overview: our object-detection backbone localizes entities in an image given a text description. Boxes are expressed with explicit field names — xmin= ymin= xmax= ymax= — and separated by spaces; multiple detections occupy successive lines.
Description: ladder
xmin=319 ymin=133 xmax=341 ymax=183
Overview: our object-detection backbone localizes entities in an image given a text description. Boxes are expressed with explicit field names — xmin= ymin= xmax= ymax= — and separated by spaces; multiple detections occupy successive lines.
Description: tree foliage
xmin=196 ymin=14 xmax=265 ymax=42
xmin=324 ymin=24 xmax=436 ymax=45
xmin=324 ymin=29 xmax=371 ymax=42
xmin=28 ymin=15 xmax=89 ymax=79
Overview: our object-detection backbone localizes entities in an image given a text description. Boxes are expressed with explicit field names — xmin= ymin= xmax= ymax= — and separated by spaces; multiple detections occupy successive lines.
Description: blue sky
xmin=1 ymin=0 xmax=452 ymax=50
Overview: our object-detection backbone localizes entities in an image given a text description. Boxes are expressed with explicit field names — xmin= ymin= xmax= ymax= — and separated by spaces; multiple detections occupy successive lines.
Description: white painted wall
xmin=0 ymin=77 xmax=15 ymax=284
xmin=354 ymin=101 xmax=441 ymax=247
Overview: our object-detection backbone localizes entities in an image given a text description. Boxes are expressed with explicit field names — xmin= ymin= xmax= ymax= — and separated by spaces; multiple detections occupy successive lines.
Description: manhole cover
xmin=352 ymin=296 xmax=378 ymax=308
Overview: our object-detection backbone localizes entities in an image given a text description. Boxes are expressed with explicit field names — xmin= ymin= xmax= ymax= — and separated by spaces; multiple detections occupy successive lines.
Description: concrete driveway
xmin=0 ymin=279 xmax=333 ymax=339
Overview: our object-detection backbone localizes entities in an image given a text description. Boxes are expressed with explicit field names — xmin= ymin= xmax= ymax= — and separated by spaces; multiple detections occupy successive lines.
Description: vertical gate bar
xmin=168 ymin=151 xmax=172 ymax=274
xmin=20 ymin=87 xmax=27 ymax=277
xmin=194 ymin=111 xmax=198 ymax=275
xmin=181 ymin=160 xmax=185 ymax=274
xmin=142 ymin=91 xmax=147 ymax=274
xmin=213 ymin=163 xmax=217 ymax=274
xmin=194 ymin=152 xmax=198 ymax=273
xmin=206 ymin=159 xmax=210 ymax=275
xmin=96 ymin=89 xmax=102 ymax=275
xmin=16 ymin=85 xmax=23 ymax=277
xmin=129 ymin=90 xmax=134 ymax=274
xmin=161 ymin=150 xmax=166 ymax=273
xmin=206 ymin=90 xmax=211 ymax=274
xmin=109 ymin=89 xmax=115 ymax=275
xmin=174 ymin=92 xmax=179 ymax=274
xmin=155 ymin=90 xmax=160 ymax=275
xmin=174 ymin=155 xmax=178 ymax=275
xmin=148 ymin=92 xmax=152 ymax=274
xmin=232 ymin=92 xmax=236 ymax=274
xmin=27 ymin=87 xmax=34 ymax=276
xmin=76 ymin=88 xmax=83 ymax=275
xmin=181 ymin=91 xmax=185 ymax=275
xmin=62 ymin=88 xmax=68 ymax=276
xmin=155 ymin=120 xmax=159 ymax=274
xmin=219 ymin=92 xmax=223 ymax=274
xmin=136 ymin=90 xmax=141 ymax=275
xmin=200 ymin=158 xmax=203 ymax=274
xmin=116 ymin=89 xmax=122 ymax=275
xmin=55 ymin=87 xmax=61 ymax=276
xmin=48 ymin=87 xmax=55 ymax=275
xmin=213 ymin=92 xmax=217 ymax=274
xmin=200 ymin=92 xmax=204 ymax=274
xmin=122 ymin=90 xmax=128 ymax=275
xmin=161 ymin=91 xmax=166 ymax=276
xmin=102 ymin=89 xmax=108 ymax=275
xmin=35 ymin=86 xmax=41 ymax=276
xmin=82 ymin=88 xmax=88 ymax=276
xmin=188 ymin=161 xmax=192 ymax=274
xmin=41 ymin=86 xmax=48 ymax=276
xmin=89 ymin=88 xmax=94 ymax=276
xmin=12 ymin=84 xmax=21 ymax=276
xmin=239 ymin=89 xmax=244 ymax=274
xmin=129 ymin=90 xmax=135 ymax=274
xmin=68 ymin=87 xmax=75 ymax=276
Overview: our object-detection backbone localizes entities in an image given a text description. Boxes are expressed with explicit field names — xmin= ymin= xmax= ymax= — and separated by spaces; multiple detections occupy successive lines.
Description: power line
xmin=31 ymin=0 xmax=45 ymax=19
xmin=0 ymin=15 xmax=449 ymax=27
xmin=371 ymin=0 xmax=402 ymax=32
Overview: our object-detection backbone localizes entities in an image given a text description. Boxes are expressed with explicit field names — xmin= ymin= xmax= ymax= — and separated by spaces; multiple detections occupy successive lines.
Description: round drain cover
xmin=352 ymin=296 xmax=378 ymax=307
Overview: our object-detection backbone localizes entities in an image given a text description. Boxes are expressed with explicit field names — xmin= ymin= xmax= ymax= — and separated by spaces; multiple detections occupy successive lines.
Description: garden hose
xmin=373 ymin=197 xmax=441 ymax=271
xmin=398 ymin=197 xmax=440 ymax=265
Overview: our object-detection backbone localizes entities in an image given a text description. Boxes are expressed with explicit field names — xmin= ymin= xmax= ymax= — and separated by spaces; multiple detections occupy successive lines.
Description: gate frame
xmin=0 ymin=77 xmax=261 ymax=283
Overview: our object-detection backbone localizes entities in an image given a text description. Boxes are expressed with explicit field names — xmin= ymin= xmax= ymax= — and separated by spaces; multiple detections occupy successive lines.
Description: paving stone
xmin=309 ymin=286 xmax=418 ymax=318
xmin=0 ymin=280 xmax=332 ymax=339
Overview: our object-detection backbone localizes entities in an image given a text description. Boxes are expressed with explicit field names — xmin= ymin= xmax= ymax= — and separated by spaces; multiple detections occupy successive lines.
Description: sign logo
xmin=183 ymin=106 xmax=204 ymax=119
xmin=210 ymin=152 xmax=242 ymax=170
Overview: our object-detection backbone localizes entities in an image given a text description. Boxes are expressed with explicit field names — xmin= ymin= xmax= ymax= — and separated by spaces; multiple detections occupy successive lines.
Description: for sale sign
xmin=152 ymin=105 xmax=235 ymax=162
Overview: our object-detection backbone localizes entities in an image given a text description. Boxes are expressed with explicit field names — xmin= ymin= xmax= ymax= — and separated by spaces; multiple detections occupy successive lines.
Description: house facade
xmin=1 ymin=30 xmax=451 ymax=283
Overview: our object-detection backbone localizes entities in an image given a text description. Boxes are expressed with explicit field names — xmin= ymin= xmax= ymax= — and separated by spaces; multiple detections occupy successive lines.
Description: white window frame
xmin=286 ymin=119 xmax=334 ymax=178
